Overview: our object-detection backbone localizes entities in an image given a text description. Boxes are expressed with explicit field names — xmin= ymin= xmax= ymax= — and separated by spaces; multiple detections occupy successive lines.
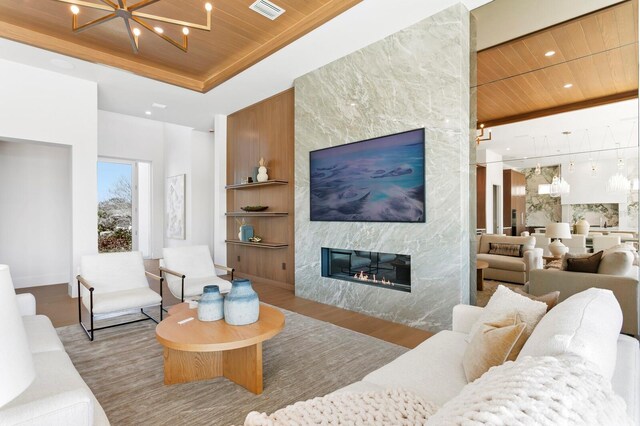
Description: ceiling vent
xmin=249 ymin=0 xmax=285 ymax=20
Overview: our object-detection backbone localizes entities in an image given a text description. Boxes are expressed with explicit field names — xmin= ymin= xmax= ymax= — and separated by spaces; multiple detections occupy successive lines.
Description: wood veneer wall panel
xmin=227 ymin=89 xmax=295 ymax=288
xmin=477 ymin=165 xmax=487 ymax=231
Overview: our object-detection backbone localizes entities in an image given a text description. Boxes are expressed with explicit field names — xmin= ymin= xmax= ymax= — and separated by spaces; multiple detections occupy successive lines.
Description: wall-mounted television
xmin=310 ymin=128 xmax=425 ymax=223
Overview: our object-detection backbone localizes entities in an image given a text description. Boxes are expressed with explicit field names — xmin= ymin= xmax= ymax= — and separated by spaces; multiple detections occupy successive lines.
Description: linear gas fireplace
xmin=321 ymin=247 xmax=411 ymax=292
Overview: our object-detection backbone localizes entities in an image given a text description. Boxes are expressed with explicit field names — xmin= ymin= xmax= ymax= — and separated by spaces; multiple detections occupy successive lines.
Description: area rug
xmin=57 ymin=308 xmax=408 ymax=426
xmin=476 ymin=280 xmax=525 ymax=307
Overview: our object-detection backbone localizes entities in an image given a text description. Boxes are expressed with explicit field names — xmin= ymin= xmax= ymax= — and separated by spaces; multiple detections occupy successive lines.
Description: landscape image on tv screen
xmin=310 ymin=128 xmax=425 ymax=223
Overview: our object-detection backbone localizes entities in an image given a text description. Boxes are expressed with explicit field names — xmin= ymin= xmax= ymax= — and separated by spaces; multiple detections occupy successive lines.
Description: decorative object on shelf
xmin=224 ymin=279 xmax=260 ymax=326
xmin=166 ymin=174 xmax=186 ymax=240
xmin=197 ymin=285 xmax=224 ymax=322
xmin=545 ymin=222 xmax=572 ymax=257
xmin=241 ymin=205 xmax=269 ymax=212
xmin=248 ymin=236 xmax=262 ymax=242
xmin=575 ymin=218 xmax=590 ymax=235
xmin=236 ymin=218 xmax=254 ymax=241
xmin=55 ymin=0 xmax=213 ymax=53
xmin=257 ymin=158 xmax=269 ymax=182
xmin=241 ymin=224 xmax=254 ymax=242
xmin=247 ymin=177 xmax=254 ymax=183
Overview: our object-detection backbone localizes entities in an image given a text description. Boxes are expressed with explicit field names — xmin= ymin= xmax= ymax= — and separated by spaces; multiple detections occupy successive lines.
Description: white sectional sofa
xmin=0 ymin=292 xmax=109 ymax=425
xmin=335 ymin=289 xmax=640 ymax=423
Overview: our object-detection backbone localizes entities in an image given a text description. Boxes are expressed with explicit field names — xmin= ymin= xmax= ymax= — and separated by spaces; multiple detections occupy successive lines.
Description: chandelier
xmin=538 ymin=175 xmax=570 ymax=197
xmin=54 ymin=0 xmax=213 ymax=53
xmin=606 ymin=173 xmax=631 ymax=193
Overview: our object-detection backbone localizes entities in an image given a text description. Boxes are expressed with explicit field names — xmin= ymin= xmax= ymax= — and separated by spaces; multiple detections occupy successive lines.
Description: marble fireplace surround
xmin=294 ymin=4 xmax=474 ymax=332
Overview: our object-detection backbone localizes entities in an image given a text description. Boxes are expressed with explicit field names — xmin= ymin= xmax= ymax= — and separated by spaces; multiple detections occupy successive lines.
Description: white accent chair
xmin=160 ymin=245 xmax=233 ymax=302
xmin=77 ymin=251 xmax=163 ymax=341
xmin=532 ymin=232 xmax=550 ymax=256
xmin=593 ymin=235 xmax=622 ymax=253
xmin=564 ymin=234 xmax=587 ymax=254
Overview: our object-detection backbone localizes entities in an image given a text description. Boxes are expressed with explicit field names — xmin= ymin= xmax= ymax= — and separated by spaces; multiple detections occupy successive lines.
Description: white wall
xmin=0 ymin=59 xmax=97 ymax=293
xmin=212 ymin=115 xmax=227 ymax=266
xmin=477 ymin=149 xmax=504 ymax=233
xmin=0 ymin=141 xmax=71 ymax=287
xmin=163 ymin=124 xmax=216 ymax=252
xmin=98 ymin=111 xmax=164 ymax=258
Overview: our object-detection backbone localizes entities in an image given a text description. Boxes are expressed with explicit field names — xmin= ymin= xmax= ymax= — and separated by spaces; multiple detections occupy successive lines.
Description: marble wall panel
xmin=294 ymin=4 xmax=473 ymax=331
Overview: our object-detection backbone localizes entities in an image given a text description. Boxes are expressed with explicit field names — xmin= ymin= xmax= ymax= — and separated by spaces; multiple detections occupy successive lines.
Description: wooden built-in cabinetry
xmin=226 ymin=89 xmax=294 ymax=289
xmin=502 ymin=169 xmax=526 ymax=236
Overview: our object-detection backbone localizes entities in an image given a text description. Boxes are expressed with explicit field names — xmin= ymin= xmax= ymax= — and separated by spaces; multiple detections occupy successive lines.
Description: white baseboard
xmin=12 ymin=273 xmax=70 ymax=289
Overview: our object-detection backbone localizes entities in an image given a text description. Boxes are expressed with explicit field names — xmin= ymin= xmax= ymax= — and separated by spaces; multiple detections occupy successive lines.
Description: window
xmin=97 ymin=159 xmax=151 ymax=256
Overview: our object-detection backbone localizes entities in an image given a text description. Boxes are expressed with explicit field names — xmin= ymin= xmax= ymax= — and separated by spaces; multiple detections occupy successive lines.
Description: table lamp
xmin=0 ymin=265 xmax=35 ymax=407
xmin=545 ymin=223 xmax=572 ymax=257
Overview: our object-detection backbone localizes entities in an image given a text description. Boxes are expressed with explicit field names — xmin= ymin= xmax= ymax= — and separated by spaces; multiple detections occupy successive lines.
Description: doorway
xmin=492 ymin=184 xmax=501 ymax=234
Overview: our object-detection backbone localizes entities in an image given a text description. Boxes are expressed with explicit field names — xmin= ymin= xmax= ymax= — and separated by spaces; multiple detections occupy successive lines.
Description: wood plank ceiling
xmin=0 ymin=0 xmax=361 ymax=92
xmin=477 ymin=0 xmax=639 ymax=128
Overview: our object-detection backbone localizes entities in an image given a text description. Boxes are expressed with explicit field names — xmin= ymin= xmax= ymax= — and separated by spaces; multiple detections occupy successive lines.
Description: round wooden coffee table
xmin=476 ymin=260 xmax=489 ymax=291
xmin=156 ymin=303 xmax=285 ymax=394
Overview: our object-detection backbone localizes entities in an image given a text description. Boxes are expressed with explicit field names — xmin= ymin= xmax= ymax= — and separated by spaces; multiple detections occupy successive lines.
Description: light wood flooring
xmin=16 ymin=260 xmax=432 ymax=349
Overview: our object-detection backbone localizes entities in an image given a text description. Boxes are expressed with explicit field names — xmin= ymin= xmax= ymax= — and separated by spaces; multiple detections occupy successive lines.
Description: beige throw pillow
xmin=467 ymin=285 xmax=547 ymax=356
xmin=462 ymin=313 xmax=526 ymax=382
xmin=598 ymin=251 xmax=633 ymax=276
xmin=513 ymin=289 xmax=560 ymax=311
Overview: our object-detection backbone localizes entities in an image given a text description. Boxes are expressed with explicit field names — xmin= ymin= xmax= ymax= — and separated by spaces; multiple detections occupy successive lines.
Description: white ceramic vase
xmin=257 ymin=166 xmax=268 ymax=182
xmin=575 ymin=219 xmax=590 ymax=235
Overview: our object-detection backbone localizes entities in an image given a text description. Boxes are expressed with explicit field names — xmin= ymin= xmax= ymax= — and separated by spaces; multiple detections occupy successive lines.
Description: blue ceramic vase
xmin=240 ymin=224 xmax=254 ymax=242
xmin=197 ymin=285 xmax=224 ymax=321
xmin=224 ymin=279 xmax=259 ymax=325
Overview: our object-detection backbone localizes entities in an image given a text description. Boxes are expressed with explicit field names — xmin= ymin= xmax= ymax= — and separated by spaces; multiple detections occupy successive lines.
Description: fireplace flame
xmin=354 ymin=271 xmax=395 ymax=286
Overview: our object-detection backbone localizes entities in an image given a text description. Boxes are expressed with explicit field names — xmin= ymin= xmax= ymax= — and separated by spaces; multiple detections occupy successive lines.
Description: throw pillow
xmin=565 ymin=251 xmax=603 ymax=273
xmin=598 ymin=251 xmax=633 ymax=276
xmin=488 ymin=243 xmax=522 ymax=257
xmin=427 ymin=356 xmax=633 ymax=426
xmin=603 ymin=243 xmax=639 ymax=266
xmin=462 ymin=313 xmax=526 ymax=382
xmin=544 ymin=259 xmax=562 ymax=270
xmin=513 ymin=289 xmax=560 ymax=311
xmin=561 ymin=252 xmax=591 ymax=270
xmin=467 ymin=285 xmax=547 ymax=360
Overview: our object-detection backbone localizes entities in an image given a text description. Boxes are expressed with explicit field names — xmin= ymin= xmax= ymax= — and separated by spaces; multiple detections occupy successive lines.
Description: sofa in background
xmin=0 ymin=286 xmax=109 ymax=425
xmin=529 ymin=266 xmax=639 ymax=336
xmin=477 ymin=234 xmax=542 ymax=284
xmin=329 ymin=288 xmax=639 ymax=423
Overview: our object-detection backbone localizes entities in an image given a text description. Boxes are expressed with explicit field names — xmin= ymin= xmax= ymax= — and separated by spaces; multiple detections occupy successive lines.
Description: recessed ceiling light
xmin=523 ymin=157 xmax=528 ymax=159
xmin=563 ymin=83 xmax=573 ymax=89
xmin=154 ymin=27 xmax=164 ymax=34
xmin=182 ymin=27 xmax=189 ymax=35
xmin=544 ymin=50 xmax=556 ymax=57
xmin=70 ymin=5 xmax=80 ymax=15
xmin=50 ymin=58 xmax=75 ymax=70
xmin=145 ymin=111 xmax=152 ymax=115
xmin=205 ymin=2 xmax=213 ymax=11
xmin=152 ymin=103 xmax=167 ymax=109
xmin=133 ymin=28 xmax=141 ymax=36
xmin=506 ymin=148 xmax=511 ymax=151
xmin=350 ymin=102 xmax=356 ymax=106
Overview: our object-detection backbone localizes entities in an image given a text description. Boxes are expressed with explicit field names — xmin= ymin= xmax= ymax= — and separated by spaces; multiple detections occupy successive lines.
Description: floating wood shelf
xmin=225 ymin=180 xmax=288 ymax=189
xmin=225 ymin=240 xmax=288 ymax=249
xmin=225 ymin=212 xmax=288 ymax=217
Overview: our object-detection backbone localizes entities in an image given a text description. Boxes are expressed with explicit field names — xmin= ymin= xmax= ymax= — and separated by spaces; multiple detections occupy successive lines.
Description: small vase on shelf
xmin=224 ymin=279 xmax=260 ymax=326
xmin=197 ymin=285 xmax=224 ymax=321
xmin=575 ymin=218 xmax=590 ymax=235
xmin=257 ymin=157 xmax=269 ymax=182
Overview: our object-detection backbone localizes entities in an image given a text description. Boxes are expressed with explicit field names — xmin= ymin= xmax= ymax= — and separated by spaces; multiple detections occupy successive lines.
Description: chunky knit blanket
xmin=243 ymin=389 xmax=438 ymax=426
xmin=427 ymin=355 xmax=633 ymax=425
